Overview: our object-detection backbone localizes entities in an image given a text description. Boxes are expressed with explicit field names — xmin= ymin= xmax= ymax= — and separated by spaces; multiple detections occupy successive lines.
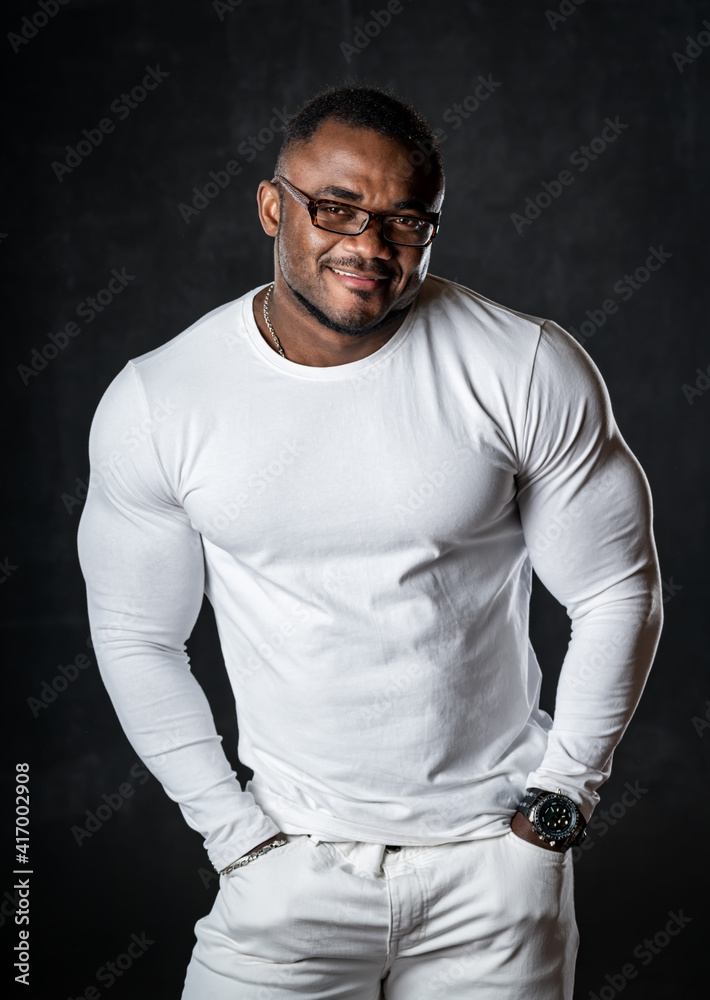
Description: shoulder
xmin=90 ymin=284 xmax=265 ymax=428
xmin=420 ymin=273 xmax=545 ymax=332
xmin=420 ymin=274 xmax=605 ymax=389
xmin=418 ymin=273 xmax=546 ymax=367
xmin=531 ymin=318 xmax=614 ymax=423
xmin=129 ymin=285 xmax=263 ymax=375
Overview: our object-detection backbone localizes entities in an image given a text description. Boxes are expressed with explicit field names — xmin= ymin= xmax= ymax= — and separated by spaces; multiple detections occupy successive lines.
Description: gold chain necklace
xmin=262 ymin=283 xmax=285 ymax=358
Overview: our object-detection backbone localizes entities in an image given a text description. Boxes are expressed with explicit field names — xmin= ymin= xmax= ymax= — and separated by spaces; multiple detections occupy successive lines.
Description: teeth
xmin=331 ymin=268 xmax=384 ymax=279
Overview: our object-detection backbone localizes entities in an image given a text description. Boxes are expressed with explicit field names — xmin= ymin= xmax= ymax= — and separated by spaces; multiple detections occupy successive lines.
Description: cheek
xmin=278 ymin=226 xmax=325 ymax=275
xmin=279 ymin=219 xmax=323 ymax=256
xmin=306 ymin=229 xmax=345 ymax=268
xmin=399 ymin=252 xmax=430 ymax=290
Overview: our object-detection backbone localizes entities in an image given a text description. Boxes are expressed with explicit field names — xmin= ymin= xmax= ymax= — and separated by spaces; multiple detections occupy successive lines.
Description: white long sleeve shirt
xmin=77 ymin=274 xmax=663 ymax=871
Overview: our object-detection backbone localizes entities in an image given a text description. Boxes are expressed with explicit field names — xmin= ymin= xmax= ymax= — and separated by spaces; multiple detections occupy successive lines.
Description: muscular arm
xmin=515 ymin=320 xmax=663 ymax=824
xmin=77 ymin=364 xmax=281 ymax=870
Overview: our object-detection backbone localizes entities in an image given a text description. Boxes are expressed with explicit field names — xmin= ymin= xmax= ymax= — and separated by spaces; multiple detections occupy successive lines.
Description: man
xmin=77 ymin=85 xmax=663 ymax=999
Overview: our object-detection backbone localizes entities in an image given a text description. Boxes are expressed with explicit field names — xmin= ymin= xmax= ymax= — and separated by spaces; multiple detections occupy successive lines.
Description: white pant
xmin=181 ymin=829 xmax=578 ymax=999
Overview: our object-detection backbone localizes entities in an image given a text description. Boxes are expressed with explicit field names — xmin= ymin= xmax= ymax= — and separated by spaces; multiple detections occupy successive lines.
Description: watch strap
xmin=517 ymin=787 xmax=545 ymax=818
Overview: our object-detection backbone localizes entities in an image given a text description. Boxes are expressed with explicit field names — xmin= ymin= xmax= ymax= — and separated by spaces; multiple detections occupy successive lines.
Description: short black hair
xmin=274 ymin=84 xmax=444 ymax=187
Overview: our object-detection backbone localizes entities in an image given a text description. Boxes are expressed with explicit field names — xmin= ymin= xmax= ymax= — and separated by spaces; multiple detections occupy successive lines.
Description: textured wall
xmin=5 ymin=0 xmax=708 ymax=996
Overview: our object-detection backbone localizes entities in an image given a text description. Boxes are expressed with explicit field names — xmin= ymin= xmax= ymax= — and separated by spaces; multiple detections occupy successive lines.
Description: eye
xmin=320 ymin=203 xmax=352 ymax=217
xmin=390 ymin=216 xmax=426 ymax=229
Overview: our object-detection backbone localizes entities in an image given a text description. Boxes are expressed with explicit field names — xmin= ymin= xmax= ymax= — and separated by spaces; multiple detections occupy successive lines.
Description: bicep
xmin=515 ymin=321 xmax=660 ymax=617
xmin=77 ymin=362 xmax=206 ymax=675
xmin=518 ymin=436 xmax=658 ymax=618
xmin=78 ymin=479 xmax=205 ymax=656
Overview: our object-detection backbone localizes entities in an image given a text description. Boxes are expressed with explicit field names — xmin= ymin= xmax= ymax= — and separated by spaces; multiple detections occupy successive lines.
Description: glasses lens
xmin=313 ymin=201 xmax=435 ymax=246
xmin=383 ymin=216 xmax=435 ymax=246
xmin=315 ymin=202 xmax=368 ymax=233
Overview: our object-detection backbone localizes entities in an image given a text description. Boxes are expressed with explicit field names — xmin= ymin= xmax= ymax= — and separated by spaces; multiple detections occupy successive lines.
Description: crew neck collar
xmin=241 ymin=282 xmax=419 ymax=380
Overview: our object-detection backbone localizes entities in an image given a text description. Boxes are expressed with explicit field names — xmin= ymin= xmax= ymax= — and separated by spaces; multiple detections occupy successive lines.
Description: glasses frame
xmin=271 ymin=174 xmax=440 ymax=248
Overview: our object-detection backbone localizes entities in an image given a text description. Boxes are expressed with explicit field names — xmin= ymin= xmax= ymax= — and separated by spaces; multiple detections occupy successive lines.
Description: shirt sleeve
xmin=77 ymin=363 xmax=280 ymax=870
xmin=516 ymin=320 xmax=663 ymax=820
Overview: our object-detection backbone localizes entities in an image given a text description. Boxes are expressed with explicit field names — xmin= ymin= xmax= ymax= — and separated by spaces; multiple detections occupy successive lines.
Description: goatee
xmin=283 ymin=275 xmax=409 ymax=337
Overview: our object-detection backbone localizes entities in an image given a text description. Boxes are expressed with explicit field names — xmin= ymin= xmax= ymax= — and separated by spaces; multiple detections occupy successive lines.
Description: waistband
xmin=304 ymin=835 xmax=440 ymax=874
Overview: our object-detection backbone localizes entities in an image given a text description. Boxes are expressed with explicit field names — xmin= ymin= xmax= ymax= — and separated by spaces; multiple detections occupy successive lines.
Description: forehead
xmin=282 ymin=119 xmax=443 ymax=211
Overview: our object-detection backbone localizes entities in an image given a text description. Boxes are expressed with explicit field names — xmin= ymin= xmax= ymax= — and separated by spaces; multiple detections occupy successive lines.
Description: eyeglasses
xmin=271 ymin=174 xmax=440 ymax=248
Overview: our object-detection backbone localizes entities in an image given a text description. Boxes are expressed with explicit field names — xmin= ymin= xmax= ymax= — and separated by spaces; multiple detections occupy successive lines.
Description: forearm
xmin=527 ymin=572 xmax=663 ymax=818
xmin=92 ymin=632 xmax=281 ymax=869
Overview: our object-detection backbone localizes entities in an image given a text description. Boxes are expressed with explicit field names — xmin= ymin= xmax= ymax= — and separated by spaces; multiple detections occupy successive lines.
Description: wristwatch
xmin=516 ymin=787 xmax=587 ymax=849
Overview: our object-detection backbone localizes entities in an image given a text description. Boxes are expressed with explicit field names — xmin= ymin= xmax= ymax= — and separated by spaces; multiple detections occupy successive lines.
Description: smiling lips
xmin=328 ymin=266 xmax=390 ymax=289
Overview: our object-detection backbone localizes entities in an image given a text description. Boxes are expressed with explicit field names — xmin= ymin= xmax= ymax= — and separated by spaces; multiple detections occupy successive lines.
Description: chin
xmin=288 ymin=278 xmax=399 ymax=337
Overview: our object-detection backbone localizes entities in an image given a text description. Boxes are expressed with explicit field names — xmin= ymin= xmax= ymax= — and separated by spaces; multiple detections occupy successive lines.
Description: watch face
xmin=533 ymin=796 xmax=578 ymax=840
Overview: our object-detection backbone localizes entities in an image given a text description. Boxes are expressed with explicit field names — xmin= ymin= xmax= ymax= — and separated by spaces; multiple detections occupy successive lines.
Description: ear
xmin=256 ymin=180 xmax=280 ymax=236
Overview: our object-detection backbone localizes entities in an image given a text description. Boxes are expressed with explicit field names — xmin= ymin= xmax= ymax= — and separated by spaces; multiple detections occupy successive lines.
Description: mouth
xmin=327 ymin=267 xmax=391 ymax=290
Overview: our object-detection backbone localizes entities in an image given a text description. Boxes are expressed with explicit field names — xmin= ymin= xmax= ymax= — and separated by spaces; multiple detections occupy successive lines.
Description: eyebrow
xmin=311 ymin=185 xmax=435 ymax=216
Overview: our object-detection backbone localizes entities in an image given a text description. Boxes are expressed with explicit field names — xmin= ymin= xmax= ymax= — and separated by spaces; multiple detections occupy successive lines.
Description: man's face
xmin=272 ymin=120 xmax=444 ymax=336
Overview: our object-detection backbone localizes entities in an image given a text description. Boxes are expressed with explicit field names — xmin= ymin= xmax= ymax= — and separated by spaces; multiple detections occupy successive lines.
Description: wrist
xmin=241 ymin=832 xmax=285 ymax=858
xmin=219 ymin=834 xmax=288 ymax=876
xmin=511 ymin=810 xmax=567 ymax=852
xmin=514 ymin=787 xmax=587 ymax=851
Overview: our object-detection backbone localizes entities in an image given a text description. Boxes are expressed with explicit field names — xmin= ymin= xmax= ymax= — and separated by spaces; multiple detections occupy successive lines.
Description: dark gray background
xmin=4 ymin=0 xmax=708 ymax=997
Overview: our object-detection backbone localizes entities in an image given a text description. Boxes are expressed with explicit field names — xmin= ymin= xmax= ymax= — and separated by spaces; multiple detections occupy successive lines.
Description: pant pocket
xmin=505 ymin=828 xmax=568 ymax=865
xmin=221 ymin=833 xmax=310 ymax=887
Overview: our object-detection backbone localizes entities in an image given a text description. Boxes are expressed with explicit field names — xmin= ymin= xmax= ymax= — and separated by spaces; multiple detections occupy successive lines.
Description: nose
xmin=339 ymin=215 xmax=394 ymax=260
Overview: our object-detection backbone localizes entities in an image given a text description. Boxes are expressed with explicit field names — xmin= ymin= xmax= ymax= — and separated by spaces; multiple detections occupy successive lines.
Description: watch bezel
xmin=531 ymin=793 xmax=579 ymax=843
xmin=521 ymin=788 xmax=586 ymax=848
